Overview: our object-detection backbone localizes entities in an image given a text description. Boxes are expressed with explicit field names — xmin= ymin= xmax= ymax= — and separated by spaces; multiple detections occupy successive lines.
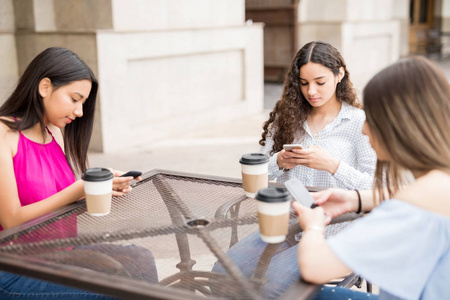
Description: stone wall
xmin=0 ymin=0 xmax=264 ymax=153
xmin=95 ymin=24 xmax=263 ymax=152
xmin=2 ymin=0 xmax=447 ymax=152
xmin=0 ymin=0 xmax=18 ymax=103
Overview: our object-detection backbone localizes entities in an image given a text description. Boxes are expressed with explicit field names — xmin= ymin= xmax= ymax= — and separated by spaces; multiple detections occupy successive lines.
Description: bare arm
xmin=292 ymin=201 xmax=352 ymax=283
xmin=0 ymin=179 xmax=84 ymax=229
xmin=311 ymin=188 xmax=377 ymax=221
xmin=298 ymin=229 xmax=352 ymax=283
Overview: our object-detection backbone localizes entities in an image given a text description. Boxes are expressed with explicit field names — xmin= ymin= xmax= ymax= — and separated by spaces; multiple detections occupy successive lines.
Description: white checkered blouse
xmin=261 ymin=102 xmax=377 ymax=190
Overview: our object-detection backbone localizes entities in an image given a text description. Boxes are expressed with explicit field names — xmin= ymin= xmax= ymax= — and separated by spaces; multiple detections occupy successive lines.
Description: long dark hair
xmin=260 ymin=41 xmax=358 ymax=155
xmin=363 ymin=56 xmax=450 ymax=204
xmin=0 ymin=47 xmax=98 ymax=174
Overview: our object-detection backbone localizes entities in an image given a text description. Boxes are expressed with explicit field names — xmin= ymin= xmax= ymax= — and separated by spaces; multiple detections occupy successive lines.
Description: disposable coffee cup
xmin=239 ymin=153 xmax=269 ymax=198
xmin=255 ymin=187 xmax=291 ymax=244
xmin=81 ymin=168 xmax=114 ymax=216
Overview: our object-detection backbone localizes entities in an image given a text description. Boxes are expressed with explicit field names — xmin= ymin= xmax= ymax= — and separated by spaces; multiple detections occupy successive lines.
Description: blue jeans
xmin=212 ymin=232 xmax=378 ymax=299
xmin=0 ymin=244 xmax=158 ymax=299
xmin=0 ymin=272 xmax=117 ymax=299
xmin=74 ymin=244 xmax=159 ymax=283
xmin=212 ymin=231 xmax=300 ymax=298
xmin=317 ymin=286 xmax=378 ymax=300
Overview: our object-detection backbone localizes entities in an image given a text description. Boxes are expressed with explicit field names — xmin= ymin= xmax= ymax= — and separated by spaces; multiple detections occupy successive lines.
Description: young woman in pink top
xmin=0 ymin=47 xmax=155 ymax=299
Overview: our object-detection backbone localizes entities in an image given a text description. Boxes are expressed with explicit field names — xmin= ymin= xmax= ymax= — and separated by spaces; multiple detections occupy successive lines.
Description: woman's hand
xmin=311 ymin=188 xmax=358 ymax=219
xmin=277 ymin=146 xmax=340 ymax=174
xmin=293 ymin=200 xmax=353 ymax=284
xmin=292 ymin=201 xmax=326 ymax=231
xmin=109 ymin=169 xmax=142 ymax=197
xmin=277 ymin=149 xmax=301 ymax=170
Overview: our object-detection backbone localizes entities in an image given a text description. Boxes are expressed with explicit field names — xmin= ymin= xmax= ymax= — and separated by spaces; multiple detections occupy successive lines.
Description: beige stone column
xmin=297 ymin=0 xmax=401 ymax=93
xmin=393 ymin=0 xmax=410 ymax=57
xmin=440 ymin=0 xmax=450 ymax=56
xmin=0 ymin=0 xmax=18 ymax=103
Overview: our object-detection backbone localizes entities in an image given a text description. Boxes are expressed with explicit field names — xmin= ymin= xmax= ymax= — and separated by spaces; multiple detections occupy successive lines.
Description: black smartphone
xmin=120 ymin=171 xmax=142 ymax=179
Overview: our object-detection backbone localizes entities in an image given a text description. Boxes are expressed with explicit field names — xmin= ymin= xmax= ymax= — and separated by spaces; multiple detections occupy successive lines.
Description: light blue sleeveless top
xmin=327 ymin=200 xmax=450 ymax=300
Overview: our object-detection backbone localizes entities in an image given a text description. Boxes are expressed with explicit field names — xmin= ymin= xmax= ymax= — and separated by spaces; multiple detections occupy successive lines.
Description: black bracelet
xmin=355 ymin=189 xmax=362 ymax=214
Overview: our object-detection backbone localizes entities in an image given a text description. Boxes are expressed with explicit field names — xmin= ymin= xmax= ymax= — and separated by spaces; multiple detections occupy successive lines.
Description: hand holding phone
xmin=120 ymin=171 xmax=142 ymax=179
xmin=283 ymin=144 xmax=303 ymax=151
xmin=284 ymin=178 xmax=317 ymax=208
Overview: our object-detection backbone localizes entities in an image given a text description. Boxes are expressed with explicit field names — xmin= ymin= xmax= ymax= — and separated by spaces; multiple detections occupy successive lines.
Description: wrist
xmin=75 ymin=179 xmax=85 ymax=200
xmin=329 ymin=158 xmax=340 ymax=175
xmin=304 ymin=225 xmax=325 ymax=234
xmin=354 ymin=190 xmax=362 ymax=214
xmin=347 ymin=190 xmax=359 ymax=213
xmin=276 ymin=152 xmax=283 ymax=170
xmin=276 ymin=152 xmax=284 ymax=170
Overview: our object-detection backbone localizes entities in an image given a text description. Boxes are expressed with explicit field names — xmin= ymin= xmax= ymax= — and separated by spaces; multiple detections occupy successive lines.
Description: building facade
xmin=0 ymin=0 xmax=264 ymax=152
xmin=1 ymin=0 xmax=448 ymax=152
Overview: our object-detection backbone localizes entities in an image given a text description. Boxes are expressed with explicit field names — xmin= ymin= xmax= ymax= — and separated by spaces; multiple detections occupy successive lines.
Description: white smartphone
xmin=284 ymin=178 xmax=316 ymax=207
xmin=283 ymin=144 xmax=303 ymax=151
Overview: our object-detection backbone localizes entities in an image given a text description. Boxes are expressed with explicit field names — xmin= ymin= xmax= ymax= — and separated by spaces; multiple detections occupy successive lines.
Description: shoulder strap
xmin=45 ymin=126 xmax=55 ymax=140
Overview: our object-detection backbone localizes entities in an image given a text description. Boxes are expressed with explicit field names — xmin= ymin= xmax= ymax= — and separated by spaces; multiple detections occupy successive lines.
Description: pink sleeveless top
xmin=0 ymin=128 xmax=77 ymax=238
xmin=13 ymin=128 xmax=76 ymax=206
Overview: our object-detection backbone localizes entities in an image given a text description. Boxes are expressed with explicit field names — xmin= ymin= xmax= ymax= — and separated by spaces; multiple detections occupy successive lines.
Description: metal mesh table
xmin=0 ymin=169 xmax=360 ymax=300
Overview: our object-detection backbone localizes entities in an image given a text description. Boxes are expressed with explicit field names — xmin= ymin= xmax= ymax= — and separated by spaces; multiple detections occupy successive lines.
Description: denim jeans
xmin=316 ymin=286 xmax=378 ymax=300
xmin=74 ymin=244 xmax=159 ymax=283
xmin=0 ymin=272 xmax=118 ymax=300
xmin=0 ymin=243 xmax=158 ymax=299
xmin=212 ymin=231 xmax=300 ymax=298
xmin=212 ymin=231 xmax=379 ymax=300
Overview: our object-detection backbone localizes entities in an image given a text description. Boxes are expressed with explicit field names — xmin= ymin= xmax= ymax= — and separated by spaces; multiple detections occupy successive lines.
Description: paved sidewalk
xmin=88 ymin=83 xmax=283 ymax=179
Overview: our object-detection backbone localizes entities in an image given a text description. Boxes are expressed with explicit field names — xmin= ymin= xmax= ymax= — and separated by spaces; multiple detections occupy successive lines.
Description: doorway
xmin=409 ymin=0 xmax=441 ymax=55
xmin=245 ymin=0 xmax=299 ymax=82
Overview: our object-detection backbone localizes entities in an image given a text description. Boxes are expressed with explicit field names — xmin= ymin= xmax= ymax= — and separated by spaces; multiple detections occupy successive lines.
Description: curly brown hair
xmin=260 ymin=41 xmax=359 ymax=155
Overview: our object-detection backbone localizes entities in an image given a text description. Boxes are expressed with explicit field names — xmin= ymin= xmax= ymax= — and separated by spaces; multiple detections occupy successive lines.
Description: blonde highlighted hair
xmin=363 ymin=56 xmax=450 ymax=203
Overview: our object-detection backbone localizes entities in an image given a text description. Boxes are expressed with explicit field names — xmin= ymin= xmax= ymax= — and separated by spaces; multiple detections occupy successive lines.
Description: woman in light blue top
xmin=295 ymin=55 xmax=450 ymax=299
xmin=260 ymin=41 xmax=376 ymax=190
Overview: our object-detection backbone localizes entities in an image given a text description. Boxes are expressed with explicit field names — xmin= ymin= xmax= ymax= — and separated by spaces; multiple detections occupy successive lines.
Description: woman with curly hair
xmin=261 ymin=41 xmax=376 ymax=190
xmin=212 ymin=41 xmax=377 ymax=297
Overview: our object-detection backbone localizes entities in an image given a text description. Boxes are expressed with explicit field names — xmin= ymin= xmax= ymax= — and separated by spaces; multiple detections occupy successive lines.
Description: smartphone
xmin=284 ymin=178 xmax=317 ymax=208
xmin=283 ymin=144 xmax=303 ymax=151
xmin=120 ymin=171 xmax=142 ymax=179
